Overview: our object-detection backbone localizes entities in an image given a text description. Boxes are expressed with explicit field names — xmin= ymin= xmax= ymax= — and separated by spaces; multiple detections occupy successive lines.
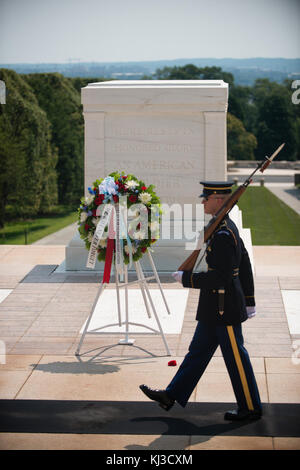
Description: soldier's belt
xmin=207 ymin=268 xmax=240 ymax=314
xmin=218 ymin=288 xmax=225 ymax=316
xmin=208 ymin=267 xmax=239 ymax=277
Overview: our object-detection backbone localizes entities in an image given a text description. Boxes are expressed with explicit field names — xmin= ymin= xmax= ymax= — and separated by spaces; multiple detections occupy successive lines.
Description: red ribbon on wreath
xmin=102 ymin=209 xmax=115 ymax=284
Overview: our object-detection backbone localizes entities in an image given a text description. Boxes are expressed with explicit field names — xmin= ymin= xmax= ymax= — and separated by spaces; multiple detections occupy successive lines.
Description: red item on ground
xmin=168 ymin=360 xmax=177 ymax=366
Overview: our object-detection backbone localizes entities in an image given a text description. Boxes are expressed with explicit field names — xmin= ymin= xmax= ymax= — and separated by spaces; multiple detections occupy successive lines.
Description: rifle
xmin=178 ymin=143 xmax=285 ymax=271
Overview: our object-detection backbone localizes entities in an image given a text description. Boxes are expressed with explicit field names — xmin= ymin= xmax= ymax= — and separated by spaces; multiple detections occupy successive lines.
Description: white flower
xmin=138 ymin=192 xmax=152 ymax=204
xmin=92 ymin=217 xmax=100 ymax=226
xmin=99 ymin=239 xmax=107 ymax=248
xmin=125 ymin=180 xmax=139 ymax=189
xmin=80 ymin=212 xmax=88 ymax=223
xmin=87 ymin=232 xmax=94 ymax=242
xmin=124 ymin=245 xmax=137 ymax=255
xmin=84 ymin=194 xmax=94 ymax=205
xmin=133 ymin=231 xmax=147 ymax=240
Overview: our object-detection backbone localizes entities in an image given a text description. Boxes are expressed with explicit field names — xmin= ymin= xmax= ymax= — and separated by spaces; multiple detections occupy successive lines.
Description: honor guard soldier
xmin=140 ymin=181 xmax=262 ymax=421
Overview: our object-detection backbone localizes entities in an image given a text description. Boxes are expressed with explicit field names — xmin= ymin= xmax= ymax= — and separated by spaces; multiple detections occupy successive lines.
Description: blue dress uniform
xmin=165 ymin=182 xmax=262 ymax=416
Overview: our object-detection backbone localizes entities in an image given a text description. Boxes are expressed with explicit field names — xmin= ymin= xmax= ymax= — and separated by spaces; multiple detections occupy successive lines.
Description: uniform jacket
xmin=182 ymin=215 xmax=255 ymax=325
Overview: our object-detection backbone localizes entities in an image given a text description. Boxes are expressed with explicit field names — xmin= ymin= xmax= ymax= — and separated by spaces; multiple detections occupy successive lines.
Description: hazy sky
xmin=0 ymin=0 xmax=299 ymax=63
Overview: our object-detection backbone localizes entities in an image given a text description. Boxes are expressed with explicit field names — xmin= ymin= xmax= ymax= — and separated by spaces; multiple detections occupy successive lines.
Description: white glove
xmin=172 ymin=271 xmax=183 ymax=283
xmin=246 ymin=306 xmax=256 ymax=319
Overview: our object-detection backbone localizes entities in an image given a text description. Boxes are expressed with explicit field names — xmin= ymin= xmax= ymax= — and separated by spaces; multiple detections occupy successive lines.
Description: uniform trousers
xmin=166 ymin=320 xmax=262 ymax=411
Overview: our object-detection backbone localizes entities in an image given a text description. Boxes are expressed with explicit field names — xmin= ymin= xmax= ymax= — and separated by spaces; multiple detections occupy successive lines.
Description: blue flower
xmin=99 ymin=176 xmax=118 ymax=195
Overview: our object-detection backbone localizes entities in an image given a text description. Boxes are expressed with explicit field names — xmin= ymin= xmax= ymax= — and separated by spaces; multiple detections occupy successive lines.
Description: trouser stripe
xmin=226 ymin=326 xmax=254 ymax=411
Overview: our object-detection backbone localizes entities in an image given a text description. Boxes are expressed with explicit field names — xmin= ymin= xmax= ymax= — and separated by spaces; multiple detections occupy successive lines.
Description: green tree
xmin=70 ymin=76 xmax=109 ymax=93
xmin=284 ymin=79 xmax=300 ymax=160
xmin=252 ymin=79 xmax=297 ymax=160
xmin=0 ymin=118 xmax=26 ymax=227
xmin=0 ymin=69 xmax=58 ymax=227
xmin=154 ymin=64 xmax=234 ymax=85
xmin=228 ymin=85 xmax=257 ymax=128
xmin=227 ymin=113 xmax=257 ymax=160
xmin=24 ymin=73 xmax=84 ymax=206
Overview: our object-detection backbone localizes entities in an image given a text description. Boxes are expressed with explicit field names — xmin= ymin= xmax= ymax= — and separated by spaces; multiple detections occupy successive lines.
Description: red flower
xmin=116 ymin=181 xmax=126 ymax=191
xmin=84 ymin=223 xmax=90 ymax=231
xmin=113 ymin=195 xmax=119 ymax=203
xmin=141 ymin=246 xmax=147 ymax=253
xmin=129 ymin=194 xmax=137 ymax=203
xmin=168 ymin=360 xmax=177 ymax=366
xmin=141 ymin=186 xmax=147 ymax=191
xmin=92 ymin=209 xmax=97 ymax=216
xmin=122 ymin=175 xmax=127 ymax=179
xmin=95 ymin=194 xmax=105 ymax=205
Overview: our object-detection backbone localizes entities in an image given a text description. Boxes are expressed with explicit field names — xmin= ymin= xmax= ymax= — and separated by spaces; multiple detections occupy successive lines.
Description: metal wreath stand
xmin=75 ymin=203 xmax=172 ymax=357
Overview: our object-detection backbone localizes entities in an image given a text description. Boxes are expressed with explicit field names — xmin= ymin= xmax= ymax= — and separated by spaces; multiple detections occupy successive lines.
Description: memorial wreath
xmin=78 ymin=172 xmax=161 ymax=269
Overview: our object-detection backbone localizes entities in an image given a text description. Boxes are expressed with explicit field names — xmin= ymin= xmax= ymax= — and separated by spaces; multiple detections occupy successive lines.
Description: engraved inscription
xmin=110 ymin=143 xmax=192 ymax=153
xmin=104 ymin=115 xmax=205 ymax=204
xmin=112 ymin=127 xmax=195 ymax=137
xmin=106 ymin=158 xmax=195 ymax=171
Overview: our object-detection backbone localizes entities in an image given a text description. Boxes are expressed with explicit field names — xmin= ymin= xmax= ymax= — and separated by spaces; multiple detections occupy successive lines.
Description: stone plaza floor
xmin=0 ymin=244 xmax=300 ymax=450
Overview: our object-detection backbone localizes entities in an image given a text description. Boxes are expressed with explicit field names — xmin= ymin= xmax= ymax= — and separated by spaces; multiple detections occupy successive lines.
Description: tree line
xmin=0 ymin=70 xmax=88 ymax=227
xmin=0 ymin=65 xmax=299 ymax=228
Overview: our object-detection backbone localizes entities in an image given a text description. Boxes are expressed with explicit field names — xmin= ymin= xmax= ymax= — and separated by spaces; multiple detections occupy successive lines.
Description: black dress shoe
xmin=139 ymin=384 xmax=175 ymax=411
xmin=224 ymin=409 xmax=262 ymax=421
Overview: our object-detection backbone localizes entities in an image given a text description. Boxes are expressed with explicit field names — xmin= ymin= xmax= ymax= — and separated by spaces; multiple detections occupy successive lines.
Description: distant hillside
xmin=1 ymin=58 xmax=300 ymax=85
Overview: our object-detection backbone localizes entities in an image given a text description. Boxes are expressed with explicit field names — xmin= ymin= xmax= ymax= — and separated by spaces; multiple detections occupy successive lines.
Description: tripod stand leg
xmin=115 ymin=270 xmax=122 ymax=327
xmin=147 ymin=251 xmax=171 ymax=316
xmin=135 ymin=261 xmax=152 ymax=319
xmin=75 ymin=282 xmax=107 ymax=356
xmin=118 ymin=266 xmax=135 ymax=345
xmin=136 ymin=260 xmax=171 ymax=356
